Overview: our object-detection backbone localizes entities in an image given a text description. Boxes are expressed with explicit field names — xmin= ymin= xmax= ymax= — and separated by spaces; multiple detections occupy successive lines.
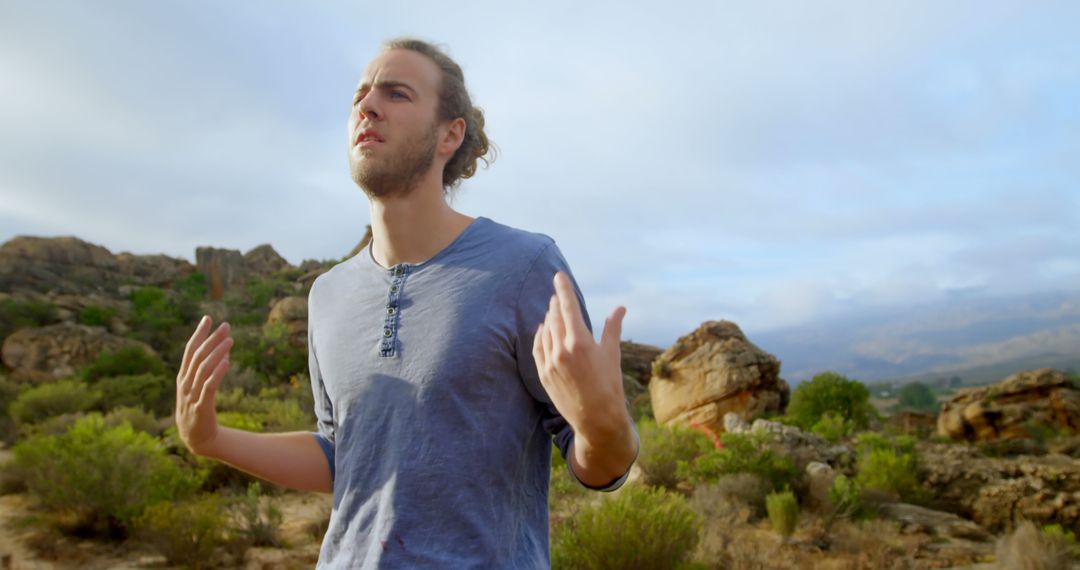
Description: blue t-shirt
xmin=307 ymin=217 xmax=631 ymax=569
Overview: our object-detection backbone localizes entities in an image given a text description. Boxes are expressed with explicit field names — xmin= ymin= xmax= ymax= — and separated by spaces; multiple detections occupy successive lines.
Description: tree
xmin=786 ymin=371 xmax=874 ymax=430
xmin=896 ymin=382 xmax=938 ymax=413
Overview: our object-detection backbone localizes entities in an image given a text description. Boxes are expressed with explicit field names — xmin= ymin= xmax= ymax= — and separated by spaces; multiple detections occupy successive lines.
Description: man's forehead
xmin=356 ymin=49 xmax=439 ymax=92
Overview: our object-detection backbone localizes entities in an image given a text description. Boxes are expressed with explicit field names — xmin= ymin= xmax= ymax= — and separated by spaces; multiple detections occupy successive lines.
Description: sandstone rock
xmin=918 ymin=441 xmax=1080 ymax=532
xmin=244 ymin=244 xmax=293 ymax=277
xmin=937 ymin=369 xmax=1080 ymax=442
xmin=1 ymin=323 xmax=156 ymax=384
xmin=877 ymin=503 xmax=990 ymax=541
xmin=266 ymin=296 xmax=308 ymax=346
xmin=114 ymin=252 xmax=194 ymax=287
xmin=620 ymin=341 xmax=663 ymax=385
xmin=196 ymin=247 xmax=247 ymax=301
xmin=0 ymin=236 xmax=118 ymax=294
xmin=648 ymin=321 xmax=789 ymax=434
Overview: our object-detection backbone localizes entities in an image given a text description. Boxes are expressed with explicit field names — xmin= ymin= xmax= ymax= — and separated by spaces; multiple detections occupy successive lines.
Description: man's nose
xmin=358 ymin=94 xmax=380 ymax=121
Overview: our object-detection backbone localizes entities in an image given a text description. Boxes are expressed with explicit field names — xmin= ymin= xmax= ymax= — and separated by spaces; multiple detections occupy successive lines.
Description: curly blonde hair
xmin=382 ymin=38 xmax=497 ymax=191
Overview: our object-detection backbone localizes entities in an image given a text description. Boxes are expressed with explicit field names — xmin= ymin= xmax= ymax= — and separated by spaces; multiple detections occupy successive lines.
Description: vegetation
xmin=678 ymin=431 xmax=797 ymax=492
xmin=810 ymin=412 xmax=853 ymax=442
xmin=82 ymin=345 xmax=166 ymax=383
xmin=765 ymin=489 xmax=799 ymax=539
xmin=78 ymin=304 xmax=118 ymax=327
xmin=854 ymin=433 xmax=923 ymax=503
xmin=551 ymin=485 xmax=701 ymax=570
xmin=8 ymin=380 xmax=99 ymax=426
xmin=895 ymin=381 xmax=938 ymax=413
xmin=231 ymin=322 xmax=307 ymax=385
xmin=636 ymin=418 xmax=714 ymax=490
xmin=786 ymin=371 xmax=875 ymax=431
xmin=138 ymin=493 xmax=236 ymax=568
xmin=13 ymin=414 xmax=202 ymax=536
xmin=94 ymin=373 xmax=174 ymax=417
xmin=232 ymin=482 xmax=284 ymax=548
xmin=0 ymin=297 xmax=58 ymax=339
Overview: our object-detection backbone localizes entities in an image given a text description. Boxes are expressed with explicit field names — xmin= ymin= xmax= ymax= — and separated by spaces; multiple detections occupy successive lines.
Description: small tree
xmin=787 ymin=371 xmax=874 ymax=430
xmin=895 ymin=382 xmax=938 ymax=413
xmin=765 ymin=489 xmax=799 ymax=540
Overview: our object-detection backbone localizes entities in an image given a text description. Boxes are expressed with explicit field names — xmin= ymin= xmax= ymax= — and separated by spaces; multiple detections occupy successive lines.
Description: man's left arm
xmin=532 ymin=272 xmax=639 ymax=487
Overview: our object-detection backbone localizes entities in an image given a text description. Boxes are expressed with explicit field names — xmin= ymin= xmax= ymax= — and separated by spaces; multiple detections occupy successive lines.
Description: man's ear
xmin=438 ymin=117 xmax=466 ymax=159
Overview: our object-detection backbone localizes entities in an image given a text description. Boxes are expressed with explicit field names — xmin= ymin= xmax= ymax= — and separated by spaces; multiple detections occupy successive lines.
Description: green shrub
xmin=636 ymin=419 xmax=714 ymax=490
xmin=138 ymin=493 xmax=235 ymax=568
xmin=0 ymin=297 xmax=58 ymax=339
xmin=231 ymin=323 xmax=307 ymax=384
xmin=8 ymin=380 xmax=99 ymax=425
xmin=765 ymin=489 xmax=799 ymax=539
xmin=78 ymin=304 xmax=118 ymax=327
xmin=262 ymin=398 xmax=315 ymax=432
xmin=787 ymin=372 xmax=874 ymax=431
xmin=104 ymin=406 xmax=162 ymax=435
xmin=550 ymin=445 xmax=588 ymax=510
xmin=13 ymin=414 xmax=202 ymax=535
xmin=854 ymin=433 xmax=922 ymax=502
xmin=176 ymin=272 xmax=208 ymax=303
xmin=82 ymin=346 xmax=166 ymax=383
xmin=218 ymin=411 xmax=265 ymax=432
xmin=678 ymin=431 xmax=797 ymax=492
xmin=95 ymin=373 xmax=173 ymax=417
xmin=895 ymin=382 xmax=938 ymax=413
xmin=810 ymin=412 xmax=853 ymax=443
xmin=551 ymin=485 xmax=701 ymax=570
xmin=827 ymin=474 xmax=864 ymax=526
xmin=231 ymin=482 xmax=283 ymax=548
xmin=0 ymin=376 xmax=20 ymax=443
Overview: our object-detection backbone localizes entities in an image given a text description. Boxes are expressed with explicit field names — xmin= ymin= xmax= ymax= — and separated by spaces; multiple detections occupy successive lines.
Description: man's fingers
xmin=532 ymin=323 xmax=547 ymax=369
xmin=553 ymin=272 xmax=588 ymax=337
xmin=179 ymin=316 xmax=212 ymax=382
xmin=197 ymin=356 xmax=229 ymax=409
xmin=184 ymin=322 xmax=231 ymax=395
xmin=546 ymin=293 xmax=565 ymax=346
xmin=191 ymin=335 xmax=233 ymax=398
xmin=601 ymin=306 xmax=627 ymax=354
xmin=541 ymin=318 xmax=554 ymax=364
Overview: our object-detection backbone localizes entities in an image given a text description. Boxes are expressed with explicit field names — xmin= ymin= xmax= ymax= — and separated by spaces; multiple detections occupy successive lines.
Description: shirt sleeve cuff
xmin=566 ymin=427 xmax=640 ymax=492
xmin=312 ymin=432 xmax=336 ymax=483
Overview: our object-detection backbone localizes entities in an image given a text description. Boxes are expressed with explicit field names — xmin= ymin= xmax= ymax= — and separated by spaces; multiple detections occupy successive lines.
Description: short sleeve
xmin=308 ymin=291 xmax=336 ymax=482
xmin=514 ymin=241 xmax=633 ymax=492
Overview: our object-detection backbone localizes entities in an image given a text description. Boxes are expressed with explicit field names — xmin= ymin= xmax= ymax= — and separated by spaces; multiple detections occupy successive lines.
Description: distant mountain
xmin=753 ymin=290 xmax=1080 ymax=385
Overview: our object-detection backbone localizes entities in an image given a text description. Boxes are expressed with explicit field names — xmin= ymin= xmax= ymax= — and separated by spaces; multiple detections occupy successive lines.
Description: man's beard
xmin=350 ymin=124 xmax=439 ymax=199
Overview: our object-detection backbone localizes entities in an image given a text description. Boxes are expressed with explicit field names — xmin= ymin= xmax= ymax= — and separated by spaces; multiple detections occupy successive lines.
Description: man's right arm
xmin=175 ymin=316 xmax=332 ymax=494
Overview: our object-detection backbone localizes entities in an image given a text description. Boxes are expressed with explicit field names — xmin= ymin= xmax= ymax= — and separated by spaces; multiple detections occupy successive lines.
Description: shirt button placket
xmin=380 ymin=264 xmax=407 ymax=357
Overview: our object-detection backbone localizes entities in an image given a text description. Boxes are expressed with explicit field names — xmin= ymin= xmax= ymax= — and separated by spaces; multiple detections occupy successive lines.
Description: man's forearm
xmin=569 ymin=405 xmax=638 ymax=488
xmin=200 ymin=428 xmax=333 ymax=493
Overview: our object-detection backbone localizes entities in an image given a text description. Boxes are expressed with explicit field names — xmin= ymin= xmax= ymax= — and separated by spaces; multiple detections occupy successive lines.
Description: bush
xmin=232 ymin=482 xmax=284 ymax=548
xmin=810 ymin=412 xmax=853 ymax=443
xmin=854 ymin=433 xmax=922 ymax=502
xmin=78 ymin=304 xmax=118 ymax=327
xmin=787 ymin=372 xmax=874 ymax=431
xmin=827 ymin=474 xmax=865 ymax=526
xmin=13 ymin=414 xmax=202 ymax=536
xmin=138 ymin=494 xmax=236 ymax=568
xmin=95 ymin=373 xmax=174 ymax=417
xmin=636 ymin=419 xmax=714 ymax=490
xmin=551 ymin=485 xmax=701 ymax=570
xmin=0 ymin=376 xmax=20 ymax=443
xmin=175 ymin=272 xmax=208 ymax=303
xmin=895 ymin=382 xmax=938 ymax=413
xmin=8 ymin=380 xmax=99 ymax=426
xmin=231 ymin=323 xmax=307 ymax=385
xmin=678 ymin=431 xmax=797 ymax=492
xmin=104 ymin=406 xmax=163 ymax=436
xmin=765 ymin=489 xmax=799 ymax=539
xmin=0 ymin=297 xmax=58 ymax=339
xmin=82 ymin=346 xmax=166 ymax=383
xmin=689 ymin=474 xmax=770 ymax=526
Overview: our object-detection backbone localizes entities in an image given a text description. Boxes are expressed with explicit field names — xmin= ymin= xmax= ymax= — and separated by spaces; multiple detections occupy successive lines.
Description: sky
xmin=2 ymin=1 xmax=1078 ymax=350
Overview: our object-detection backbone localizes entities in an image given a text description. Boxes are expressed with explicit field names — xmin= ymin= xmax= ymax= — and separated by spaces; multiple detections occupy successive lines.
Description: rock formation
xmin=196 ymin=244 xmax=295 ymax=300
xmin=648 ymin=321 xmax=789 ymax=433
xmin=919 ymin=441 xmax=1080 ymax=532
xmin=937 ymin=368 xmax=1080 ymax=442
xmin=1 ymin=323 xmax=156 ymax=384
xmin=266 ymin=296 xmax=308 ymax=346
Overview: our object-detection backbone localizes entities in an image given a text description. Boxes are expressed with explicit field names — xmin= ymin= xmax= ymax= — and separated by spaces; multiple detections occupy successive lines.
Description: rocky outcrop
xmin=877 ymin=502 xmax=990 ymax=541
xmin=620 ymin=341 xmax=663 ymax=385
xmin=1 ymin=323 xmax=156 ymax=384
xmin=725 ymin=414 xmax=853 ymax=469
xmin=266 ymin=296 xmax=308 ymax=346
xmin=0 ymin=236 xmax=193 ymax=295
xmin=197 ymin=244 xmax=294 ymax=300
xmin=918 ymin=442 xmax=1080 ymax=532
xmin=648 ymin=321 xmax=789 ymax=433
xmin=937 ymin=369 xmax=1080 ymax=442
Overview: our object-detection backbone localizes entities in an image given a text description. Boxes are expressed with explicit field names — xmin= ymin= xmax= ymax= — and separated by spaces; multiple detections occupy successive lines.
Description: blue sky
xmin=2 ymin=1 xmax=1078 ymax=349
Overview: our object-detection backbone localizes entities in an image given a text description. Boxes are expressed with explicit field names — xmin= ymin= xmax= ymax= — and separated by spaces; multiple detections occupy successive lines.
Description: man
xmin=174 ymin=38 xmax=638 ymax=568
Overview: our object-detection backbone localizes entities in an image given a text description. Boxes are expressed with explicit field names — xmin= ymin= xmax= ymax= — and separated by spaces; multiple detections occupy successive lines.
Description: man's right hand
xmin=175 ymin=315 xmax=233 ymax=456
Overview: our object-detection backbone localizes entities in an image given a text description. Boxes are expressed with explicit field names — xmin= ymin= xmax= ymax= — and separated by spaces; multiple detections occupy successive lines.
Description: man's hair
xmin=382 ymin=38 xmax=496 ymax=191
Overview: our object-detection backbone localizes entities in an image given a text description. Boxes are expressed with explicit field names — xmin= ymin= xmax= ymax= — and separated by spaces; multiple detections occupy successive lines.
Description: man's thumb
xmin=601 ymin=306 xmax=627 ymax=352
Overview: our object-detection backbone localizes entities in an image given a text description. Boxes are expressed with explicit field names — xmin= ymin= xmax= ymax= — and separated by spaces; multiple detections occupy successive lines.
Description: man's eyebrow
xmin=353 ymin=80 xmax=418 ymax=100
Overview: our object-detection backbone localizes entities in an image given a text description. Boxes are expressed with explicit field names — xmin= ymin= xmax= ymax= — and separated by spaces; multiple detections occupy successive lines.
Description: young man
xmin=174 ymin=38 xmax=638 ymax=568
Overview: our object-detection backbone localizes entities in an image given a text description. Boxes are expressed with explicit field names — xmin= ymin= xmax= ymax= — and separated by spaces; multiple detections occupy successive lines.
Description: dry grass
xmin=994 ymin=521 xmax=1074 ymax=570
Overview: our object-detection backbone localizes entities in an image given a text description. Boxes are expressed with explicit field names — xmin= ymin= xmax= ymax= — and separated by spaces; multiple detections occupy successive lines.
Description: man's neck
xmin=367 ymin=184 xmax=474 ymax=268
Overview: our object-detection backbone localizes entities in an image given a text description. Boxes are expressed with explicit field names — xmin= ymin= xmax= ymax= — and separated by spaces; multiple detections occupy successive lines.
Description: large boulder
xmin=114 ymin=252 xmax=194 ymax=288
xmin=197 ymin=244 xmax=295 ymax=300
xmin=648 ymin=321 xmax=789 ymax=433
xmin=0 ymin=236 xmax=119 ymax=294
xmin=1 ymin=323 xmax=157 ymax=384
xmin=266 ymin=296 xmax=308 ymax=347
xmin=919 ymin=442 xmax=1080 ymax=532
xmin=244 ymin=244 xmax=292 ymax=277
xmin=937 ymin=368 xmax=1080 ymax=442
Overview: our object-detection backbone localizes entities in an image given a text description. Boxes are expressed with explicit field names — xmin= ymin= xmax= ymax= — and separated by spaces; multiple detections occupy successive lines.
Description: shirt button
xmin=386 ymin=307 xmax=396 ymax=315
xmin=390 ymin=285 xmax=399 ymax=293
xmin=383 ymin=328 xmax=392 ymax=337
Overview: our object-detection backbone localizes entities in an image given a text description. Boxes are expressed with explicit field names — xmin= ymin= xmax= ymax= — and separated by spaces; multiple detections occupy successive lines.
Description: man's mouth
xmin=356 ymin=129 xmax=385 ymax=147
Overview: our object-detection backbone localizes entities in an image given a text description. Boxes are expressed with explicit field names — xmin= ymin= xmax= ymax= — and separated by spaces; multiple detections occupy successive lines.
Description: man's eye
xmin=391 ymin=91 xmax=408 ymax=100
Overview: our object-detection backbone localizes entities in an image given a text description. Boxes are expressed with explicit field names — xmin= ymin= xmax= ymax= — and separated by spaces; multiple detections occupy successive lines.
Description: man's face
xmin=348 ymin=49 xmax=443 ymax=198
